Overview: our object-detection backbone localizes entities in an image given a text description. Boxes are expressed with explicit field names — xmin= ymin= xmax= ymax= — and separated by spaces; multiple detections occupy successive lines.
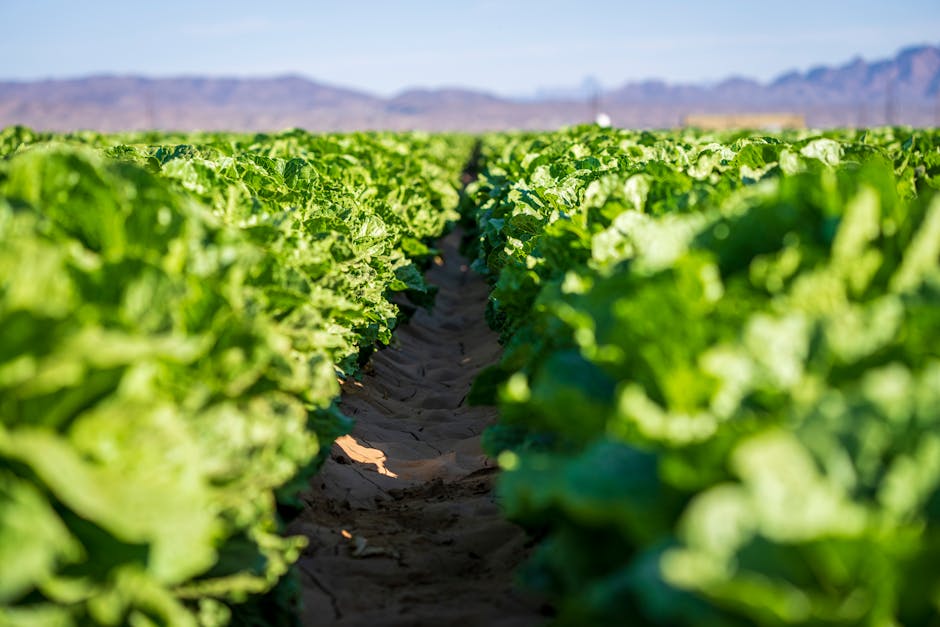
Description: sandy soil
xmin=287 ymin=230 xmax=545 ymax=627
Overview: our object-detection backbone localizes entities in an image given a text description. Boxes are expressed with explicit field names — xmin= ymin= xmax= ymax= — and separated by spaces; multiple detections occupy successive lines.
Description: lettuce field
xmin=2 ymin=124 xmax=940 ymax=626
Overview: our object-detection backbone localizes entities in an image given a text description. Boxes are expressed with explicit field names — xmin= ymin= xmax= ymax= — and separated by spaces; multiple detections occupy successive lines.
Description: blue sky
xmin=2 ymin=1 xmax=938 ymax=96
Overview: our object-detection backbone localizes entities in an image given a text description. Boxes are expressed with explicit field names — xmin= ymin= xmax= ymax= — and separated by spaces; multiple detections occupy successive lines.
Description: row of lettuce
xmin=0 ymin=126 xmax=472 ymax=626
xmin=464 ymin=126 xmax=940 ymax=626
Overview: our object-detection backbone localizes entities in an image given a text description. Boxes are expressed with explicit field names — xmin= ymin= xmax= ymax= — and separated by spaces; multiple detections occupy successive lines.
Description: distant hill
xmin=605 ymin=44 xmax=940 ymax=107
xmin=0 ymin=75 xmax=384 ymax=132
xmin=1 ymin=45 xmax=938 ymax=131
xmin=599 ymin=44 xmax=939 ymax=128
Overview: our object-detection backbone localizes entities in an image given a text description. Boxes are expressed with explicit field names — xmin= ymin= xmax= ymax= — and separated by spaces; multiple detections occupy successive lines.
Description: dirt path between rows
xmin=288 ymin=229 xmax=544 ymax=627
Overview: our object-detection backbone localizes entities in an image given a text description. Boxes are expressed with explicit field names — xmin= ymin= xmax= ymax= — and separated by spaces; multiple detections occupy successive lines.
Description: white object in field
xmin=595 ymin=112 xmax=612 ymax=128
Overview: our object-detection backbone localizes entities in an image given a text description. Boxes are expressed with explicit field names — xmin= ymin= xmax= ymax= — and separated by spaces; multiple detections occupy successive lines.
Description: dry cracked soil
xmin=287 ymin=229 xmax=546 ymax=627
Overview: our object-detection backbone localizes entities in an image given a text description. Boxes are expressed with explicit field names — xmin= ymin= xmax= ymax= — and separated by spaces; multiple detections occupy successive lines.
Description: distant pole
xmin=144 ymin=81 xmax=156 ymax=130
xmin=885 ymin=78 xmax=896 ymax=126
xmin=935 ymin=91 xmax=940 ymax=127
xmin=589 ymin=85 xmax=600 ymax=124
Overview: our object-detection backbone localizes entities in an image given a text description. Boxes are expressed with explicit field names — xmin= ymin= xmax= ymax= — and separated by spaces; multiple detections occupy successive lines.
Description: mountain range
xmin=1 ymin=44 xmax=938 ymax=132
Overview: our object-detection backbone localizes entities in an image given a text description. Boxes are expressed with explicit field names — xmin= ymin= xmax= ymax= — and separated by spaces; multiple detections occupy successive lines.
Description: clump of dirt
xmin=288 ymin=230 xmax=544 ymax=627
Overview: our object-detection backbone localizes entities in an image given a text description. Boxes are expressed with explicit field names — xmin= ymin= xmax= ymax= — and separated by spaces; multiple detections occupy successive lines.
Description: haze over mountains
xmin=2 ymin=44 xmax=938 ymax=131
